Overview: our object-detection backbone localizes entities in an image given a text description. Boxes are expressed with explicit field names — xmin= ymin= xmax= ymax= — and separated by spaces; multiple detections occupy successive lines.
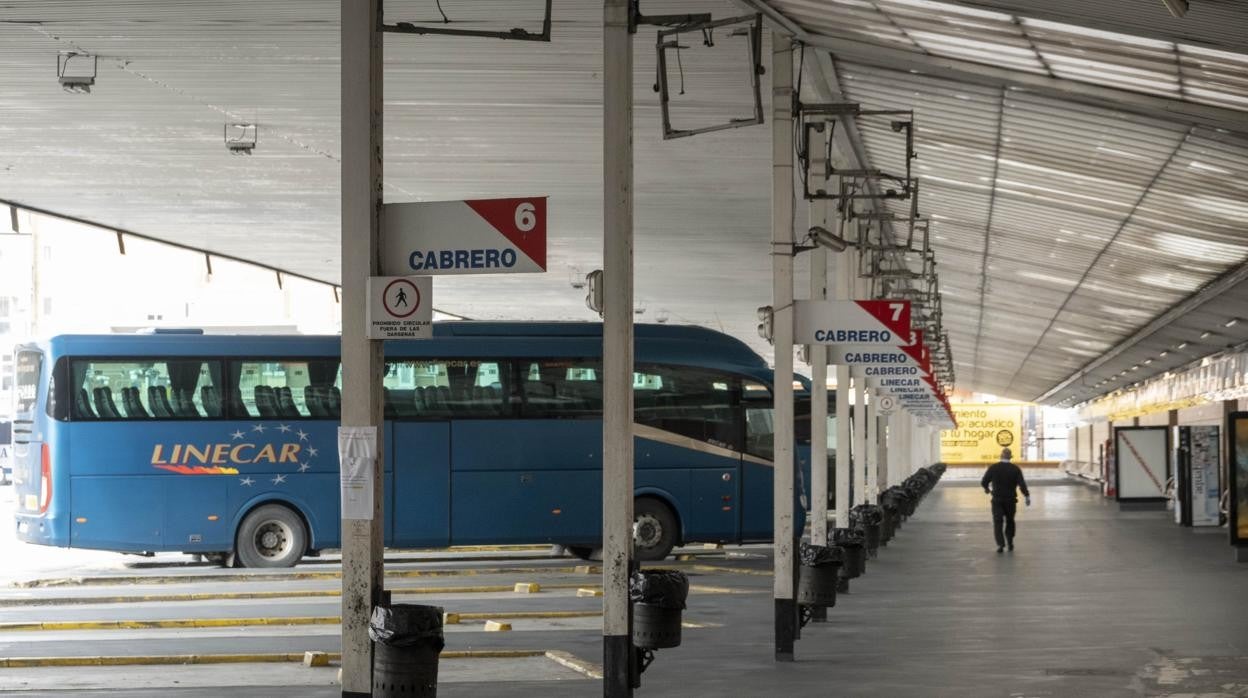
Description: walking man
xmin=982 ymin=447 xmax=1030 ymax=553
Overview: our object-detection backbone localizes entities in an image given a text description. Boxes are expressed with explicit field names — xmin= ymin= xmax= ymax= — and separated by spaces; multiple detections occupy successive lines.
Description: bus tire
xmin=235 ymin=504 xmax=307 ymax=568
xmin=633 ymin=497 xmax=679 ymax=562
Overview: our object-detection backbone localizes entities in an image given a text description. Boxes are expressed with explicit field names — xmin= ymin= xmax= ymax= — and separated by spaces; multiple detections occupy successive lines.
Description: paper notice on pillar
xmin=338 ymin=427 xmax=378 ymax=520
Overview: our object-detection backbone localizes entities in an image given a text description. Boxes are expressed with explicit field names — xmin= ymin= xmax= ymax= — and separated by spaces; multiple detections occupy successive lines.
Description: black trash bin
xmin=852 ymin=505 xmax=884 ymax=558
xmin=832 ymin=527 xmax=866 ymax=579
xmin=370 ymin=604 xmax=445 ymax=697
xmin=879 ymin=500 xmax=898 ymax=544
xmin=630 ymin=569 xmax=689 ymax=650
xmin=796 ymin=542 xmax=843 ymax=609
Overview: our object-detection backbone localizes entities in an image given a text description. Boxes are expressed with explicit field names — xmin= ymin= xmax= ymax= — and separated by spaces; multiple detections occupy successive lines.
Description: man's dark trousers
xmin=991 ymin=499 xmax=1017 ymax=548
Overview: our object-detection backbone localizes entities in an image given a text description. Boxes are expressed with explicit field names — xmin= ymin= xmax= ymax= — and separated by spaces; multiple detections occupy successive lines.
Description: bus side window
xmin=743 ymin=382 xmax=774 ymax=460
xmin=635 ymin=365 xmax=742 ymax=451
xmin=69 ymin=359 xmax=223 ymax=421
xmin=230 ymin=359 xmax=339 ymax=419
xmin=382 ymin=360 xmax=508 ymax=419
xmin=519 ymin=360 xmax=601 ymax=418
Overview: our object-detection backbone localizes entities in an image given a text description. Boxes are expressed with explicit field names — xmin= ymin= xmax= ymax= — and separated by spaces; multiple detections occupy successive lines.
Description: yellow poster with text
xmin=941 ymin=404 xmax=1024 ymax=464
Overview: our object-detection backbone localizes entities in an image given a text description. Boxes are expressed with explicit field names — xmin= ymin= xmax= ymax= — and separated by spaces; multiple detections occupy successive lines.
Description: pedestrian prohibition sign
xmin=367 ymin=276 xmax=433 ymax=339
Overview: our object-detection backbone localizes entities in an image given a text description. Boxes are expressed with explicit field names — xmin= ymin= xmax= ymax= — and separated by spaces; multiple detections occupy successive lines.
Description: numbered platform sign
xmin=381 ymin=197 xmax=547 ymax=276
xmin=794 ymin=300 xmax=911 ymax=346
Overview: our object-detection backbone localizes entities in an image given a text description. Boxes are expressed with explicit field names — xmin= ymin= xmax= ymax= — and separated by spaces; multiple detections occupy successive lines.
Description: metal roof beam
xmin=795 ymin=33 xmax=1248 ymax=137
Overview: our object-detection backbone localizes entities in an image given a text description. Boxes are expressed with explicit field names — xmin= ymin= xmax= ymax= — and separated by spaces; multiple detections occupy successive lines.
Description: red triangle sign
xmin=854 ymin=300 xmax=911 ymax=339
xmin=465 ymin=197 xmax=548 ymax=271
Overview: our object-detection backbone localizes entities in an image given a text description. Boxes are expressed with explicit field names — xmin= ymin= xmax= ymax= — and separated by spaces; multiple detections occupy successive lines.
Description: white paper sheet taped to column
xmin=338 ymin=426 xmax=378 ymax=520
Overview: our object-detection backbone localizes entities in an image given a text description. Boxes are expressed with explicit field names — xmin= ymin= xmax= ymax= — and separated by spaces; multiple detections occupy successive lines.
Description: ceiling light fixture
xmin=225 ymin=122 xmax=258 ymax=155
xmin=57 ymin=51 xmax=96 ymax=93
xmin=1225 ymin=318 xmax=1241 ymax=328
xmin=1159 ymin=350 xmax=1169 ymax=357
xmin=1199 ymin=330 xmax=1212 ymax=339
xmin=1177 ymin=342 xmax=1189 ymax=349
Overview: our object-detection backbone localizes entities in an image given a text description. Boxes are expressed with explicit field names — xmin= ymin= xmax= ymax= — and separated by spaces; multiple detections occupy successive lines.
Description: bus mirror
xmin=585 ymin=269 xmax=604 ymax=317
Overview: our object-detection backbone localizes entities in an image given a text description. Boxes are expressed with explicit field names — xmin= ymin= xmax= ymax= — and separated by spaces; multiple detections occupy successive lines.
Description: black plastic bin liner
xmin=832 ymin=527 xmax=865 ymax=547
xmin=369 ymin=604 xmax=446 ymax=651
xmin=799 ymin=542 xmax=844 ymax=566
xmin=630 ymin=569 xmax=689 ymax=610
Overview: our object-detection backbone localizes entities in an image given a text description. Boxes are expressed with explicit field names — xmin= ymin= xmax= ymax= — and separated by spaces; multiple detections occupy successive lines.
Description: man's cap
xmin=1000 ymin=447 xmax=1012 ymax=460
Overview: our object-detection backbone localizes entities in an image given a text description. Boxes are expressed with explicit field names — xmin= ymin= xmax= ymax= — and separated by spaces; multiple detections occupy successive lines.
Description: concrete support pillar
xmin=853 ymin=371 xmax=867 ymax=505
xmin=911 ymin=424 xmax=927 ymax=475
xmin=890 ymin=415 xmax=911 ymax=485
xmin=770 ymin=31 xmax=797 ymax=662
xmin=602 ymin=1 xmax=635 ymax=694
xmin=877 ymin=414 xmax=889 ymax=493
xmin=865 ymin=389 xmax=878 ymax=503
xmin=339 ymin=1 xmax=384 ymax=694
xmin=808 ymin=125 xmax=829 ymax=547
xmin=833 ymin=209 xmax=851 ymax=529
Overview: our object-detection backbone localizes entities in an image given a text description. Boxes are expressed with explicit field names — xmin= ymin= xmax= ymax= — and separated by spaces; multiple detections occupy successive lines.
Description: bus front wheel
xmin=633 ymin=497 xmax=678 ymax=562
xmin=236 ymin=504 xmax=307 ymax=568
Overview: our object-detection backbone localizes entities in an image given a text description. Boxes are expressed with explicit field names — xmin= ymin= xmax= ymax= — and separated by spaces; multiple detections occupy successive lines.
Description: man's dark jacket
xmin=981 ymin=461 xmax=1030 ymax=502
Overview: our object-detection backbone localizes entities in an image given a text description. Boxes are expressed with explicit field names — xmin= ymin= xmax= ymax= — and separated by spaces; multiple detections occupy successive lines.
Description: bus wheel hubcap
xmin=635 ymin=514 xmax=661 ymax=549
xmin=257 ymin=522 xmax=291 ymax=557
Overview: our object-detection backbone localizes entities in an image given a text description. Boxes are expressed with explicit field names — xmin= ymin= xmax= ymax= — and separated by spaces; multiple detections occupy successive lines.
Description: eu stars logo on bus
xmin=150 ymin=425 xmax=314 ymax=484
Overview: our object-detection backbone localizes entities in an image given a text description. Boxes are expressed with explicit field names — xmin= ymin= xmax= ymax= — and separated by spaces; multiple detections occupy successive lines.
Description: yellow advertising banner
xmin=941 ymin=404 xmax=1024 ymax=464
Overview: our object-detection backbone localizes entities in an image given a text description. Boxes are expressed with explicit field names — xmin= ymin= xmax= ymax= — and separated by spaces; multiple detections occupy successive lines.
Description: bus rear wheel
xmin=633 ymin=497 xmax=678 ymax=562
xmin=236 ymin=504 xmax=307 ymax=568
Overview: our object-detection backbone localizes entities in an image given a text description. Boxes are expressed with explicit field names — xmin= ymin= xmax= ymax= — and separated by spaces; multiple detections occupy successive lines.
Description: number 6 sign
xmin=381 ymin=196 xmax=549 ymax=276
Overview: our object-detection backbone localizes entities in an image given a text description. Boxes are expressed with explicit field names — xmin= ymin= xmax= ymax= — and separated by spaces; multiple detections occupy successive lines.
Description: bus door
xmin=740 ymin=382 xmax=775 ymax=540
xmin=632 ymin=367 xmax=742 ymax=543
xmin=386 ymin=360 xmax=452 ymax=548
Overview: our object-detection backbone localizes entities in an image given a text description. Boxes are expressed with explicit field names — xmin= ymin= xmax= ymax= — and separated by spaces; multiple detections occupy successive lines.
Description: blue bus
xmin=13 ymin=323 xmax=815 ymax=567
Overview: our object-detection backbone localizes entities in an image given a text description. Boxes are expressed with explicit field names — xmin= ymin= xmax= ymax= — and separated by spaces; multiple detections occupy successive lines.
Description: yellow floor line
xmin=685 ymin=564 xmax=773 ymax=577
xmin=0 ymin=649 xmax=552 ymax=669
xmin=0 ymin=583 xmax=600 ymax=608
xmin=19 ymin=566 xmax=600 ymax=589
xmin=544 ymin=650 xmax=604 ymax=679
xmin=0 ymin=610 xmax=604 ymax=633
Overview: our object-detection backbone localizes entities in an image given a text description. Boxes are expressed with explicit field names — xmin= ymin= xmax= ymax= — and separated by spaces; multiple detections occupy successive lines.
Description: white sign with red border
xmin=367 ymin=276 xmax=433 ymax=340
xmin=795 ymin=300 xmax=912 ymax=346
xmin=381 ymin=197 xmax=547 ymax=276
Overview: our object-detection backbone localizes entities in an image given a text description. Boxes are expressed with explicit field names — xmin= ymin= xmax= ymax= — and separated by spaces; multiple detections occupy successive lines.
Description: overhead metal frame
xmin=381 ymin=0 xmax=553 ymax=41
xmin=653 ymin=13 xmax=765 ymax=140
xmin=797 ymin=102 xmax=916 ymax=201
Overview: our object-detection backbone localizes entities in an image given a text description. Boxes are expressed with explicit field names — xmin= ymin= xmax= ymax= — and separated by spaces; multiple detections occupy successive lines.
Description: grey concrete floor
xmin=5 ymin=478 xmax=1247 ymax=697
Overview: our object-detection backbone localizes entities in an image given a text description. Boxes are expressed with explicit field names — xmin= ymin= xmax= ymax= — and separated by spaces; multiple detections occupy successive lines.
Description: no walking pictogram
xmin=367 ymin=276 xmax=432 ymax=339
xmin=383 ymin=278 xmax=422 ymax=319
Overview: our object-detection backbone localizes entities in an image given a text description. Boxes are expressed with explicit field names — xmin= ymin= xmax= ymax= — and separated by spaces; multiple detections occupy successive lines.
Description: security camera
xmin=808 ymin=226 xmax=848 ymax=252
xmin=890 ymin=120 xmax=909 ymax=132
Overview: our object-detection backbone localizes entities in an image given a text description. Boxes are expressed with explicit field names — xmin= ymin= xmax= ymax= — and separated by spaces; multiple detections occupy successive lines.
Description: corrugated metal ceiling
xmin=1 ymin=0 xmax=1246 ymax=403
xmin=765 ymin=0 xmax=1248 ymax=401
